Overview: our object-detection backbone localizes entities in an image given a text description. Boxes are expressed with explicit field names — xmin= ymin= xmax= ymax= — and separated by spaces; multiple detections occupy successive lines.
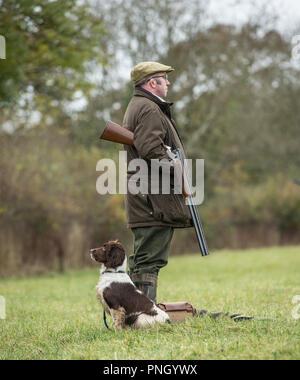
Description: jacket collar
xmin=133 ymin=87 xmax=185 ymax=148
xmin=134 ymin=87 xmax=173 ymax=117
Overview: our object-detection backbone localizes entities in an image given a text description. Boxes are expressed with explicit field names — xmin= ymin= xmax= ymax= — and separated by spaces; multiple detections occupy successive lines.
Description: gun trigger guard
xmin=164 ymin=145 xmax=177 ymax=160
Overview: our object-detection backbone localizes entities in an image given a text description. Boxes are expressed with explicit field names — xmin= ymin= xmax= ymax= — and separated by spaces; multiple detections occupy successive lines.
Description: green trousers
xmin=129 ymin=226 xmax=174 ymax=275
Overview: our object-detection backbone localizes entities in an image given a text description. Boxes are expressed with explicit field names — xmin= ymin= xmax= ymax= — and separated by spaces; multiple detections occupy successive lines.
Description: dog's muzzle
xmin=90 ymin=248 xmax=105 ymax=262
xmin=90 ymin=248 xmax=97 ymax=261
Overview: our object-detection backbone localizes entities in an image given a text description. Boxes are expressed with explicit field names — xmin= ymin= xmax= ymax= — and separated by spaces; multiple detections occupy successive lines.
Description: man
xmin=123 ymin=62 xmax=192 ymax=302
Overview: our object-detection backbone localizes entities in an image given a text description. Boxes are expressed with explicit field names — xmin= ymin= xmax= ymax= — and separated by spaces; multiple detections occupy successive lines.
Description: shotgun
xmin=99 ymin=120 xmax=209 ymax=256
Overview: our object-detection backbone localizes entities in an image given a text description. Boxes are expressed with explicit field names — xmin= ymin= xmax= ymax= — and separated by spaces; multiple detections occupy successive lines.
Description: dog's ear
xmin=105 ymin=241 xmax=126 ymax=269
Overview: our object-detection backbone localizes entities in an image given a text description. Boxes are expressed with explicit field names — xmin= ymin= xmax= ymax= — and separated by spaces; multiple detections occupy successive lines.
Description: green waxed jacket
xmin=122 ymin=87 xmax=192 ymax=229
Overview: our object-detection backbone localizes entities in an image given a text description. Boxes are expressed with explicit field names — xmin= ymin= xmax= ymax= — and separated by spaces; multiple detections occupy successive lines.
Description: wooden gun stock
xmin=172 ymin=157 xmax=191 ymax=198
xmin=101 ymin=120 xmax=134 ymax=146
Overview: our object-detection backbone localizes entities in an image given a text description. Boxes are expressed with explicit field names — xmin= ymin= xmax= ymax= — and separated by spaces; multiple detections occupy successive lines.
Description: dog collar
xmin=102 ymin=270 xmax=126 ymax=274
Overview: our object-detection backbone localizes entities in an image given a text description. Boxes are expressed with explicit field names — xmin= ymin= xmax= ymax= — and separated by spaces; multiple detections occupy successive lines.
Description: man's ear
xmin=149 ymin=78 xmax=156 ymax=88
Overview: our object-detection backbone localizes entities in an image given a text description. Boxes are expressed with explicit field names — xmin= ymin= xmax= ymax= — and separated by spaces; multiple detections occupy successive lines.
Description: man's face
xmin=147 ymin=72 xmax=170 ymax=98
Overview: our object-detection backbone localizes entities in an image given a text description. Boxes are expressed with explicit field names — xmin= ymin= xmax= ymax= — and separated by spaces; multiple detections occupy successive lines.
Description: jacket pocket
xmin=125 ymin=192 xmax=152 ymax=224
xmin=147 ymin=193 xmax=190 ymax=224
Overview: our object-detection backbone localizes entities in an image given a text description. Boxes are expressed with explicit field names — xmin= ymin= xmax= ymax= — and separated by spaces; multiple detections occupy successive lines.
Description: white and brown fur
xmin=90 ymin=240 xmax=170 ymax=330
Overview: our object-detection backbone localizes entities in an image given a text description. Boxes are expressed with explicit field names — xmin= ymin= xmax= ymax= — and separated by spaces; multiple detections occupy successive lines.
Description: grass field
xmin=0 ymin=246 xmax=299 ymax=360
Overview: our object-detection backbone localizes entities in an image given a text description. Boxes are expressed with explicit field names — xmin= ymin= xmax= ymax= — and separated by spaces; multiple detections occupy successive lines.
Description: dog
xmin=90 ymin=240 xmax=171 ymax=330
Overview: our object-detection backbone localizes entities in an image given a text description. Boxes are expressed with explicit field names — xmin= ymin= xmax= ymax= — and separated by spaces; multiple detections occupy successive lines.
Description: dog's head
xmin=90 ymin=240 xmax=126 ymax=269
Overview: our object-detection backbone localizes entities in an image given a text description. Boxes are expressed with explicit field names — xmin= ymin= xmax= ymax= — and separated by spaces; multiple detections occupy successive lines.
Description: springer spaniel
xmin=90 ymin=240 xmax=170 ymax=330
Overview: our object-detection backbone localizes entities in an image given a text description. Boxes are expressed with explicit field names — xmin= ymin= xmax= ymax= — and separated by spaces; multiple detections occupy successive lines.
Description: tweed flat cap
xmin=131 ymin=61 xmax=174 ymax=83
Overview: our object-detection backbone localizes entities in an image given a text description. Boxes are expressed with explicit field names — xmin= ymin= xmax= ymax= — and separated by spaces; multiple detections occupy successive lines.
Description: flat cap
xmin=131 ymin=61 xmax=174 ymax=83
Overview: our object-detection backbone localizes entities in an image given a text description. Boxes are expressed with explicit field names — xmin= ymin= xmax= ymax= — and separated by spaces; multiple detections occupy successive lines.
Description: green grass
xmin=0 ymin=246 xmax=300 ymax=360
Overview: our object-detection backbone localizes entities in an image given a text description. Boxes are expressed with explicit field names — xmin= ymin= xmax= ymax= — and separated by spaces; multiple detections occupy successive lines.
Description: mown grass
xmin=0 ymin=246 xmax=299 ymax=360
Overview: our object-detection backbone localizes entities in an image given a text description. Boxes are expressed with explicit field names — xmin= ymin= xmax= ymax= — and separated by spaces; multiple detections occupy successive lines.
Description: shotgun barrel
xmin=175 ymin=148 xmax=209 ymax=256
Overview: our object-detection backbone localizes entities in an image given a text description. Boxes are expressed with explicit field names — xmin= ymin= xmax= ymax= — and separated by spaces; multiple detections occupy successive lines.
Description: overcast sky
xmin=208 ymin=0 xmax=300 ymax=35
xmin=70 ymin=0 xmax=300 ymax=113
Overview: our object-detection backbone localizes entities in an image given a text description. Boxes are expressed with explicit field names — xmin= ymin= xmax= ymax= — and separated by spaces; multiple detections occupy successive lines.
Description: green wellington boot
xmin=130 ymin=273 xmax=158 ymax=303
